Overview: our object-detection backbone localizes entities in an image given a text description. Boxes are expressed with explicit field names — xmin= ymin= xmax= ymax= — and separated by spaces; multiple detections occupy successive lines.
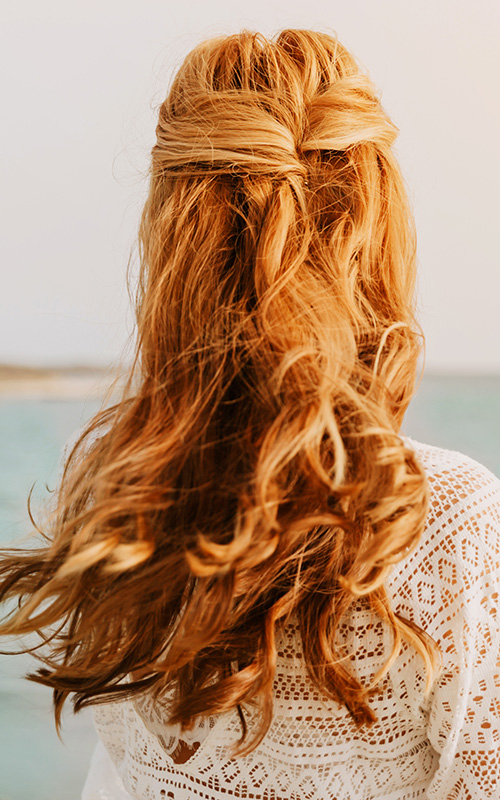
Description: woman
xmin=1 ymin=29 xmax=499 ymax=800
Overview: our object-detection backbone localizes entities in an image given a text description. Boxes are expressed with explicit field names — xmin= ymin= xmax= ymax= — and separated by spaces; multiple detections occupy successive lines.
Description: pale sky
xmin=1 ymin=0 xmax=499 ymax=373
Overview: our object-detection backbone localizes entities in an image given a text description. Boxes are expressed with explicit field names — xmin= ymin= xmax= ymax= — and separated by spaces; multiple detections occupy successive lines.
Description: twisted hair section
xmin=0 ymin=29 xmax=440 ymax=755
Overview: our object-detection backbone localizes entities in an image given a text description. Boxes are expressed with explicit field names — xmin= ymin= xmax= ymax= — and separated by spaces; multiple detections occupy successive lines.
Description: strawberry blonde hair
xmin=0 ymin=29 xmax=440 ymax=755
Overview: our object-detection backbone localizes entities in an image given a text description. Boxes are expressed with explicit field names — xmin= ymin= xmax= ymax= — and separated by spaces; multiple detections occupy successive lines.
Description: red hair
xmin=0 ymin=29 xmax=440 ymax=755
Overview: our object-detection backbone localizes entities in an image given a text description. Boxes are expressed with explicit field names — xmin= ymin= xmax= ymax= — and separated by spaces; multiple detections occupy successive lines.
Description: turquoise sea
xmin=0 ymin=374 xmax=499 ymax=800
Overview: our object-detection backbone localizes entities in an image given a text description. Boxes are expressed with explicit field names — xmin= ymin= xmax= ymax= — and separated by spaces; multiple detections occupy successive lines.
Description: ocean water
xmin=0 ymin=375 xmax=499 ymax=799
xmin=0 ymin=397 xmax=102 ymax=800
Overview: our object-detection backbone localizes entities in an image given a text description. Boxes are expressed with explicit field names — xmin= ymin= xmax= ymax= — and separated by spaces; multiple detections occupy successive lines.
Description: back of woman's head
xmin=142 ymin=29 xmax=417 ymax=392
xmin=0 ymin=29 xmax=440 ymax=755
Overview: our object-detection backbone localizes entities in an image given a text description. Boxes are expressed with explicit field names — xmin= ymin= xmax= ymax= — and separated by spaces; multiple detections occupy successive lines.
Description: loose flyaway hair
xmin=0 ymin=29 xmax=441 ymax=755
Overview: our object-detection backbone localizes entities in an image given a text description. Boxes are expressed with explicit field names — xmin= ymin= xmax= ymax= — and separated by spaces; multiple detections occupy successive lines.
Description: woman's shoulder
xmin=401 ymin=435 xmax=500 ymax=514
xmin=402 ymin=434 xmax=499 ymax=482
xmin=399 ymin=435 xmax=500 ymax=568
xmin=390 ymin=436 xmax=500 ymax=630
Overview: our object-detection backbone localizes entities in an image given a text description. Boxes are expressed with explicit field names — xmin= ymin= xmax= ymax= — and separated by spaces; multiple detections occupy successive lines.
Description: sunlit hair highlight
xmin=0 ymin=29 xmax=441 ymax=755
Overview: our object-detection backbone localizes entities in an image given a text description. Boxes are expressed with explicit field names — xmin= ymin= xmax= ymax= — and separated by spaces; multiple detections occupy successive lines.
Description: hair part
xmin=0 ymin=29 xmax=441 ymax=756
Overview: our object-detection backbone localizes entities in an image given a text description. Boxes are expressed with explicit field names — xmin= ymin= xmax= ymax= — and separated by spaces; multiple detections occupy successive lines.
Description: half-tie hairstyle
xmin=0 ymin=29 xmax=441 ymax=754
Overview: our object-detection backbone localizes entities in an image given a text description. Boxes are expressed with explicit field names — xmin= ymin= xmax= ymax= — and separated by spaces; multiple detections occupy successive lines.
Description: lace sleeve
xmin=423 ymin=459 xmax=500 ymax=799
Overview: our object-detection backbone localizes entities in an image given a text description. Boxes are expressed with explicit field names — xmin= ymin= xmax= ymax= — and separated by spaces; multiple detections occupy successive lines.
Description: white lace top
xmin=81 ymin=438 xmax=500 ymax=800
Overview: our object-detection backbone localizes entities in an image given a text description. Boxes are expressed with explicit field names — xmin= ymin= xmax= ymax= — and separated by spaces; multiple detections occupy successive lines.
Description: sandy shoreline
xmin=0 ymin=365 xmax=126 ymax=399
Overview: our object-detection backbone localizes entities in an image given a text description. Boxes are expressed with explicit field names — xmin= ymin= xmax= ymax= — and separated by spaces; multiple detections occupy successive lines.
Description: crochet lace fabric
xmin=81 ymin=438 xmax=500 ymax=799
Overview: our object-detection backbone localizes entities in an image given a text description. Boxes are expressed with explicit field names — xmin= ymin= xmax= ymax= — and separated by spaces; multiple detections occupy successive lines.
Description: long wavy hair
xmin=0 ymin=29 xmax=441 ymax=755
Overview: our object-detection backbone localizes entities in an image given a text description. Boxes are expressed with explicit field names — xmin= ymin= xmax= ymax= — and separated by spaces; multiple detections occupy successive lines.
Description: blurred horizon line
xmin=0 ymin=361 xmax=499 ymax=380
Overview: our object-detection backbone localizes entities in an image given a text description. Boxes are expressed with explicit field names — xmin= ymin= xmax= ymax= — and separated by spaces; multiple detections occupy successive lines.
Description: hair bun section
xmin=153 ymin=90 xmax=307 ymax=181
xmin=302 ymin=75 xmax=399 ymax=152
xmin=152 ymin=73 xmax=397 ymax=182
